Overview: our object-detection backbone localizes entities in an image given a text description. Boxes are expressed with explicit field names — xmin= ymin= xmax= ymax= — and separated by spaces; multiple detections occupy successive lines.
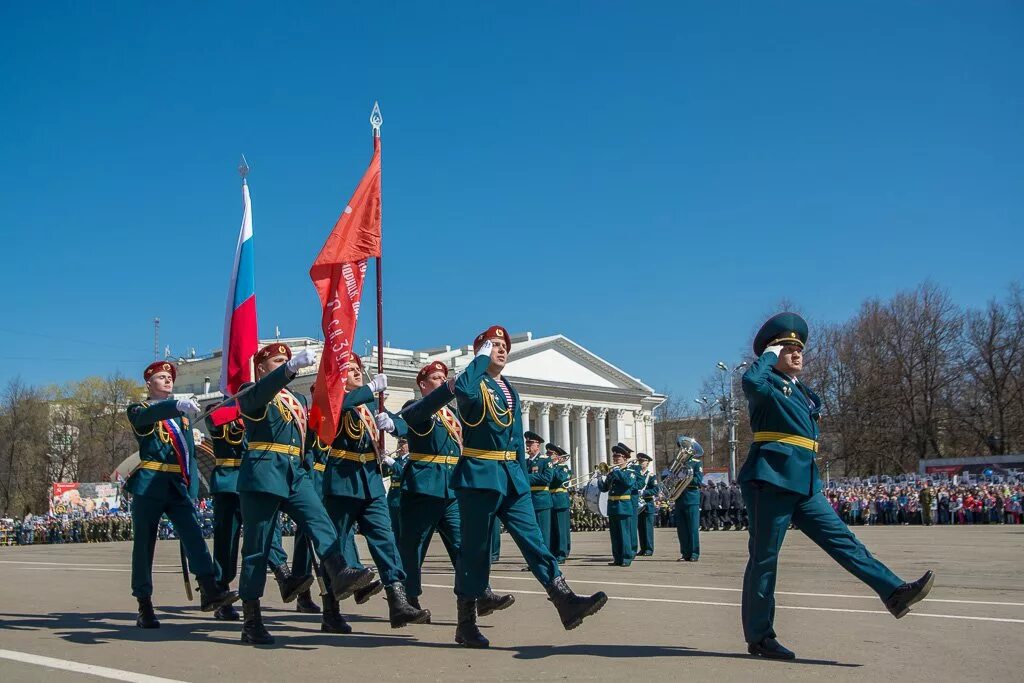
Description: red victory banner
xmin=308 ymin=133 xmax=382 ymax=440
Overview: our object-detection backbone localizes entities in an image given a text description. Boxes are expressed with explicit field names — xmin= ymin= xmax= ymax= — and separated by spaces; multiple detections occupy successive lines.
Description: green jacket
xmin=389 ymin=385 xmax=460 ymax=500
xmin=325 ymin=385 xmax=386 ymax=500
xmin=739 ymin=350 xmax=823 ymax=496
xmin=305 ymin=429 xmax=330 ymax=498
xmin=638 ymin=470 xmax=657 ymax=514
xmin=677 ymin=458 xmax=703 ymax=506
xmin=598 ymin=467 xmax=637 ymax=517
xmin=205 ymin=417 xmax=246 ymax=495
xmin=236 ymin=364 xmax=310 ymax=498
xmin=385 ymin=454 xmax=408 ymax=506
xmin=525 ymin=455 xmax=554 ymax=511
xmin=453 ymin=354 xmax=528 ymax=495
xmin=125 ymin=399 xmax=199 ymax=501
xmin=549 ymin=464 xmax=571 ymax=511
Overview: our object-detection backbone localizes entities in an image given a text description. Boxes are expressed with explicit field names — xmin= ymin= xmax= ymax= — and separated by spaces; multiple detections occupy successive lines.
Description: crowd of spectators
xmin=823 ymin=479 xmax=1024 ymax=526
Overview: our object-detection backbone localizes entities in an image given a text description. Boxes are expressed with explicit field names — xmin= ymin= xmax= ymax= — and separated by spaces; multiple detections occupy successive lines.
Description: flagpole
xmin=371 ymin=102 xmax=385 ymax=451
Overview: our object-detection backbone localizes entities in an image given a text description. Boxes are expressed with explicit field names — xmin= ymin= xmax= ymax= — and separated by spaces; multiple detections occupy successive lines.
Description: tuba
xmin=659 ymin=435 xmax=704 ymax=501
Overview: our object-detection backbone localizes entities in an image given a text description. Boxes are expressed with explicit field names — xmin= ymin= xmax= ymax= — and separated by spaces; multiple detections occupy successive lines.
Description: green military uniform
xmin=674 ymin=440 xmax=704 ymax=561
xmin=598 ymin=465 xmax=637 ymax=566
xmin=627 ymin=461 xmax=643 ymax=557
xmin=126 ymin=399 xmax=217 ymax=598
xmin=452 ymin=353 xmax=561 ymax=598
xmin=384 ymin=451 xmax=408 ymax=545
xmin=526 ymin=453 xmax=554 ymax=549
xmin=389 ymin=391 xmax=462 ymax=602
xmin=236 ymin=364 xmax=347 ymax=602
xmin=636 ymin=459 xmax=656 ymax=556
xmin=323 ymin=384 xmax=406 ymax=586
xmin=548 ymin=460 xmax=571 ymax=563
xmin=740 ymin=314 xmax=904 ymax=649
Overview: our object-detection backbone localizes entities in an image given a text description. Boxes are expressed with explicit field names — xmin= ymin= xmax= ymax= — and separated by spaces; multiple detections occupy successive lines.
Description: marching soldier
xmin=525 ymin=434 xmax=554 ymax=552
xmin=740 ymin=313 xmax=935 ymax=659
xmin=376 ymin=360 xmax=514 ymax=617
xmin=235 ymin=344 xmax=374 ymax=645
xmin=449 ymin=326 xmax=607 ymax=648
xmin=673 ymin=436 xmax=704 ymax=562
xmin=636 ymin=453 xmax=656 ymax=556
xmin=547 ymin=444 xmax=571 ymax=563
xmin=599 ymin=443 xmax=637 ymax=567
xmin=125 ymin=361 xmax=238 ymax=629
xmin=322 ymin=354 xmax=429 ymax=628
xmin=384 ymin=437 xmax=409 ymax=545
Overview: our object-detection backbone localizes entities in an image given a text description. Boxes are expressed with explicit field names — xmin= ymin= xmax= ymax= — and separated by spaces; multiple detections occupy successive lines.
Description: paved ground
xmin=0 ymin=525 xmax=1021 ymax=681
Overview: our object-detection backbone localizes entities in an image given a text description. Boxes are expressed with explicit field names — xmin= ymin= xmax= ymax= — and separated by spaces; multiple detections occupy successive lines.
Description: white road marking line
xmin=480 ymin=572 xmax=1024 ymax=608
xmin=0 ymin=561 xmax=179 ymax=568
xmin=0 ymin=649 xmax=189 ymax=683
xmin=420 ymin=583 xmax=1024 ymax=625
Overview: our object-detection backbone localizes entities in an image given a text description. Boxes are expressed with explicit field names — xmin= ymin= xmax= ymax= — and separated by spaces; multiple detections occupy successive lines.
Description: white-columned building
xmin=176 ymin=332 xmax=666 ymax=477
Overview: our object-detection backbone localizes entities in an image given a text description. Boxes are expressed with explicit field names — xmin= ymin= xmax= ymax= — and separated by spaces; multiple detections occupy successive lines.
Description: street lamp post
xmin=694 ymin=397 xmax=719 ymax=467
xmin=716 ymin=361 xmax=748 ymax=482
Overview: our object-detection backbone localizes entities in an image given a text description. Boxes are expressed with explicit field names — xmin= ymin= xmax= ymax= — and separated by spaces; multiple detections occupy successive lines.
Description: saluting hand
xmin=287 ymin=348 xmax=318 ymax=373
xmin=176 ymin=397 xmax=202 ymax=418
xmin=763 ymin=344 xmax=785 ymax=357
xmin=475 ymin=340 xmax=493 ymax=358
xmin=375 ymin=412 xmax=396 ymax=433
xmin=368 ymin=373 xmax=388 ymax=393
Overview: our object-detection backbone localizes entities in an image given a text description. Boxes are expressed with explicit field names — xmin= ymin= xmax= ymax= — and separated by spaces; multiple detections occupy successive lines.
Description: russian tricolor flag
xmin=216 ymin=174 xmax=258 ymax=423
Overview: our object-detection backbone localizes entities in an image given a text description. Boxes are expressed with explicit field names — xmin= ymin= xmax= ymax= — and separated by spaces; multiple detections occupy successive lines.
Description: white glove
xmin=764 ymin=344 xmax=785 ymax=357
xmin=375 ymin=412 xmax=396 ymax=433
xmin=287 ymin=348 xmax=318 ymax=373
xmin=475 ymin=340 xmax=493 ymax=358
xmin=193 ymin=429 xmax=204 ymax=446
xmin=176 ymin=398 xmax=201 ymax=418
xmin=367 ymin=373 xmax=388 ymax=393
xmin=382 ymin=455 xmax=396 ymax=467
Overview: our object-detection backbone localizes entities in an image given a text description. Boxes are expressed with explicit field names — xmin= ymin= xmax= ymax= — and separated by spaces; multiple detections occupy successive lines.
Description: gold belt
xmin=215 ymin=458 xmax=242 ymax=468
xmin=329 ymin=449 xmax=377 ymax=464
xmin=608 ymin=495 xmax=632 ymax=501
xmin=530 ymin=486 xmax=550 ymax=492
xmin=313 ymin=463 xmax=326 ymax=472
xmin=550 ymin=488 xmax=567 ymax=494
xmin=752 ymin=431 xmax=819 ymax=453
xmin=409 ymin=452 xmax=459 ymax=465
xmin=462 ymin=447 xmax=516 ymax=461
xmin=139 ymin=462 xmax=181 ymax=473
xmin=248 ymin=442 xmax=303 ymax=457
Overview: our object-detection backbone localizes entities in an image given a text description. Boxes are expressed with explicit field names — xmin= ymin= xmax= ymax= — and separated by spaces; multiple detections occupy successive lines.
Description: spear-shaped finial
xmin=238 ymin=154 xmax=250 ymax=183
xmin=370 ymin=101 xmax=383 ymax=137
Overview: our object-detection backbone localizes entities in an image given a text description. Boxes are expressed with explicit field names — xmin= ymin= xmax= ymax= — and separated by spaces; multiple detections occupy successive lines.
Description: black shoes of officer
xmin=385 ymin=583 xmax=431 ymax=628
xmin=214 ymin=603 xmax=241 ymax=621
xmin=885 ymin=570 xmax=935 ymax=619
xmin=748 ymin=637 xmax=795 ymax=660
xmin=295 ymin=589 xmax=321 ymax=614
xmin=321 ymin=553 xmax=374 ymax=602
xmin=271 ymin=562 xmax=314 ymax=604
xmin=320 ymin=596 xmax=353 ymax=634
xmin=545 ymin=576 xmax=608 ymax=630
xmin=354 ymin=578 xmax=384 ymax=605
xmin=136 ymin=597 xmax=160 ymax=629
xmin=454 ymin=598 xmax=489 ymax=648
xmin=240 ymin=600 xmax=275 ymax=645
xmin=197 ymin=575 xmax=240 ymax=612
xmin=477 ymin=588 xmax=515 ymax=617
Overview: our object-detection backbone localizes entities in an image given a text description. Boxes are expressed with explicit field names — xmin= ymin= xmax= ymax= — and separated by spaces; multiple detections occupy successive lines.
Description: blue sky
xmin=1 ymin=2 xmax=1021 ymax=401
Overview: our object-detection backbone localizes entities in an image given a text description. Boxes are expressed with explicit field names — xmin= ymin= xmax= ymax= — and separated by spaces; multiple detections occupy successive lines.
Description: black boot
xmin=295 ymin=589 xmax=321 ymax=614
xmin=454 ymin=598 xmax=488 ymax=648
xmin=477 ymin=587 xmax=515 ymax=617
xmin=136 ymin=597 xmax=160 ymax=629
xmin=354 ymin=578 xmax=384 ymax=605
xmin=545 ymin=576 xmax=607 ymax=630
xmin=321 ymin=596 xmax=353 ymax=634
xmin=214 ymin=603 xmax=241 ymax=621
xmin=240 ymin=600 xmax=274 ymax=645
xmin=408 ymin=595 xmax=423 ymax=610
xmin=197 ymin=575 xmax=239 ymax=613
xmin=385 ymin=583 xmax=431 ymax=628
xmin=271 ymin=562 xmax=314 ymax=604
xmin=321 ymin=553 xmax=374 ymax=602
xmin=748 ymin=637 xmax=796 ymax=660
xmin=885 ymin=570 xmax=935 ymax=618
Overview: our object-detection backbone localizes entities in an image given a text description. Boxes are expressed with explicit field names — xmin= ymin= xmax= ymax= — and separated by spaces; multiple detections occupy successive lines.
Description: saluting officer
xmin=599 ymin=443 xmax=637 ymax=567
xmin=636 ymin=453 xmax=656 ymax=556
xmin=126 ymin=361 xmax=237 ymax=629
xmin=546 ymin=444 xmax=572 ymax=563
xmin=450 ymin=326 xmax=607 ymax=648
xmin=377 ymin=360 xmax=514 ymax=617
xmin=673 ymin=436 xmax=704 ymax=562
xmin=235 ymin=344 xmax=373 ymax=645
xmin=740 ymin=313 xmax=935 ymax=660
